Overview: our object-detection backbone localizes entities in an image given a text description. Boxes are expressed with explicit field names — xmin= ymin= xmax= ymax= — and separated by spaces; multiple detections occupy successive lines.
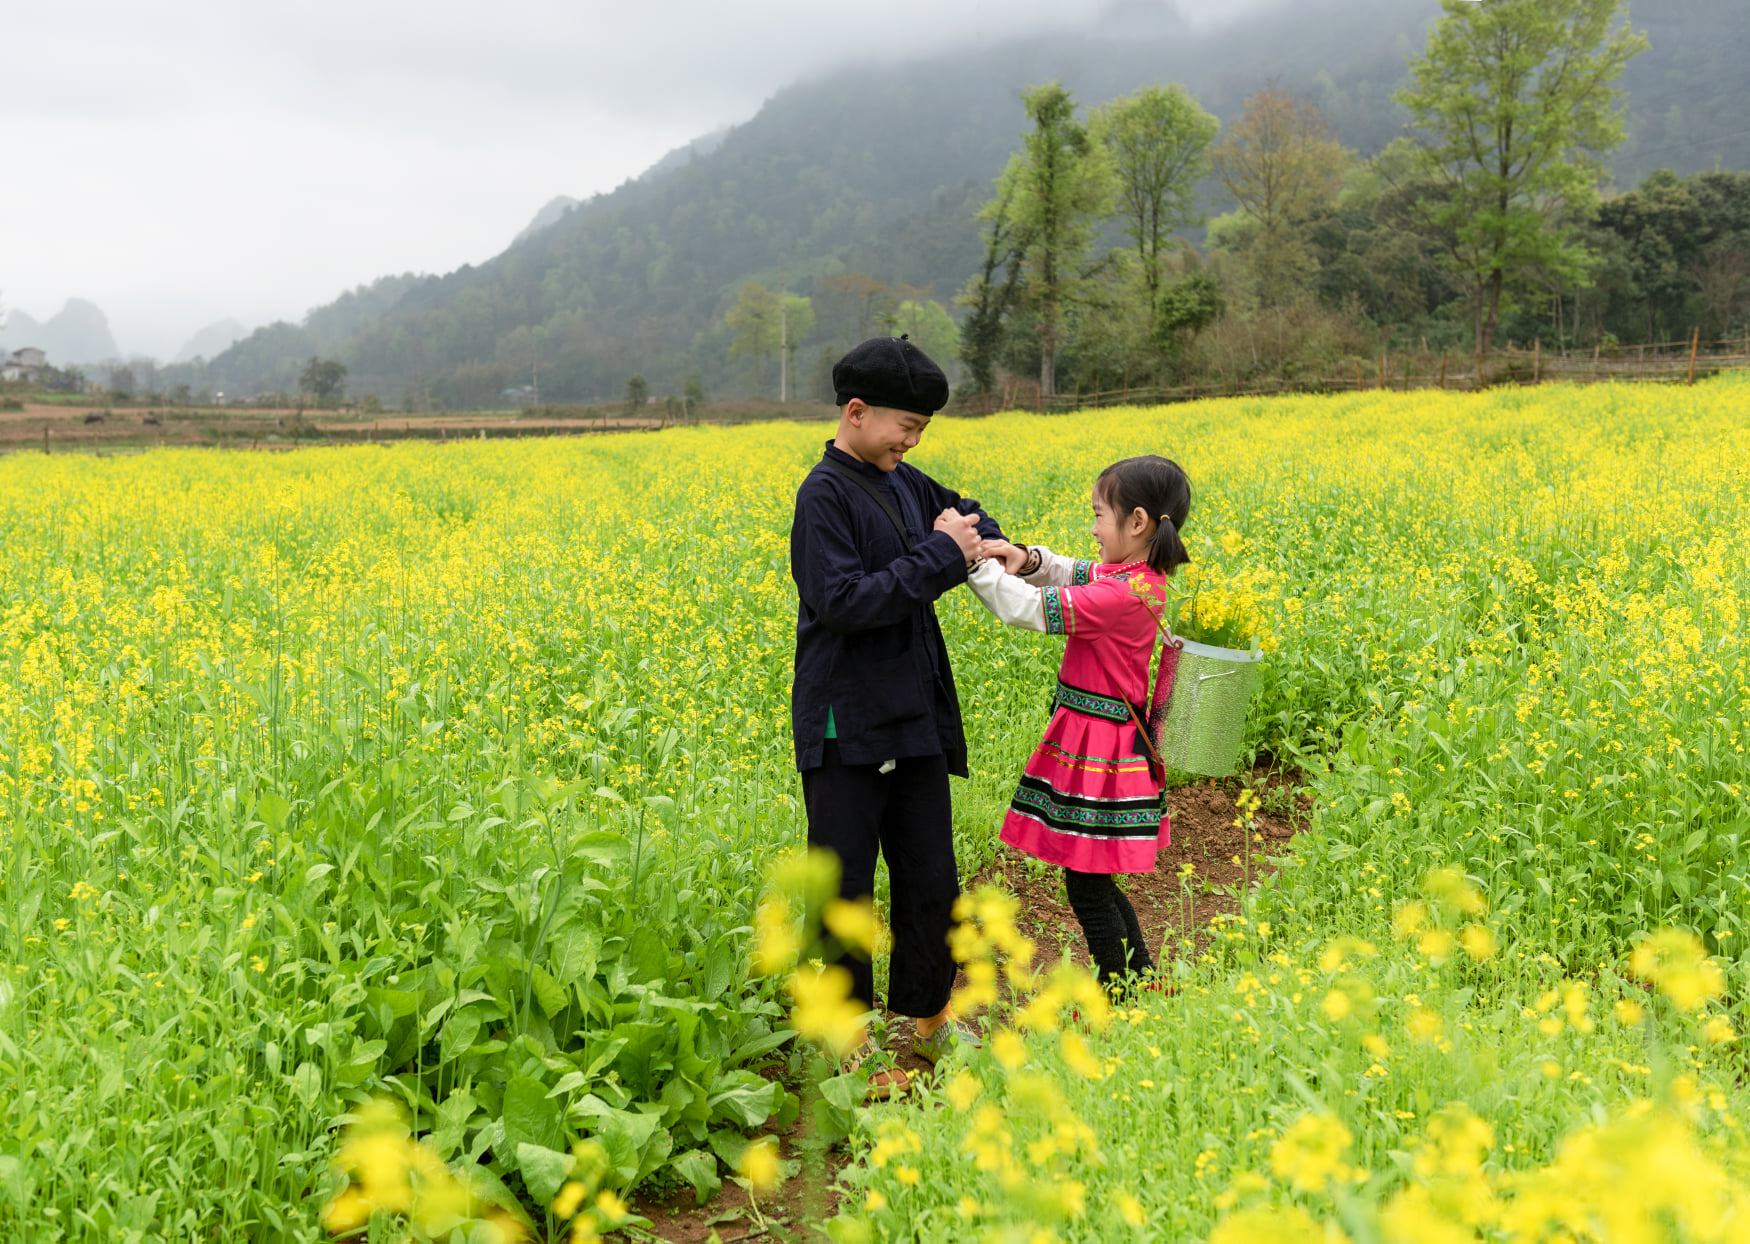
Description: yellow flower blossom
xmin=737 ymin=1137 xmax=781 ymax=1193
xmin=1630 ymin=930 xmax=1724 ymax=1011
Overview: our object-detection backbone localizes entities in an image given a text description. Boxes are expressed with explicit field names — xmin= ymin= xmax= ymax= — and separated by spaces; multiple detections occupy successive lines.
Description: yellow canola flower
xmin=1413 ymin=1104 xmax=1494 ymax=1180
xmin=593 ymin=1190 xmax=629 ymax=1224
xmin=1320 ymin=935 xmax=1378 ymax=972
xmin=1630 ymin=929 xmax=1725 ymax=1011
xmin=1407 ymin=1008 xmax=1445 ymax=1043
xmin=1422 ymin=867 xmax=1486 ymax=916
xmin=1210 ymin=1204 xmax=1334 ymax=1244
xmin=1417 ymin=928 xmax=1456 ymax=963
xmin=552 ymin=1180 xmax=587 ymax=1218
xmin=1116 ymin=1193 xmax=1146 ymax=1227
xmin=822 ymin=898 xmax=883 ymax=956
xmin=1457 ymin=923 xmax=1497 ymax=961
xmin=1379 ymin=1184 xmax=1483 ymax=1244
xmin=737 ymin=1136 xmax=781 ymax=1193
xmin=946 ymin=1070 xmax=983 ymax=1111
xmin=1269 ymin=1113 xmax=1356 ymax=1192
xmin=1498 ymin=1102 xmax=1750 ymax=1242
xmin=769 ymin=849 xmax=842 ymax=907
xmin=321 ymin=1100 xmax=521 ymax=1242
xmin=1561 ymin=981 xmax=1594 ymax=1034
xmin=1059 ymin=1031 xmax=1104 ymax=1080
xmin=787 ymin=963 xmax=866 ymax=1057
xmin=992 ymin=1030 xmax=1028 ymax=1070
xmin=752 ymin=895 xmax=798 ymax=977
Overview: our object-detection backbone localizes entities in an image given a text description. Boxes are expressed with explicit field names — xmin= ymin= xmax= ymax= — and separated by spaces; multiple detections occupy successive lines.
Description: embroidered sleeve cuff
xmin=1022 ymin=545 xmax=1081 ymax=588
xmin=1041 ymin=586 xmax=1076 ymax=636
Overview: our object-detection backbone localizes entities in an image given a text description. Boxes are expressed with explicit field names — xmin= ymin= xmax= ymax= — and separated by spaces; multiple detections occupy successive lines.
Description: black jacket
xmin=790 ymin=443 xmax=1005 ymax=775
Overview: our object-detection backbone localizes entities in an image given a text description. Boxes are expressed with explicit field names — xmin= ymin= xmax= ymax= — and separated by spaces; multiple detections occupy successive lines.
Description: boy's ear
xmin=843 ymin=397 xmax=869 ymax=425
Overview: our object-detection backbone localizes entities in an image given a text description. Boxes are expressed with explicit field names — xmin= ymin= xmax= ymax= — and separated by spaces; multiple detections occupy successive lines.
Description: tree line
xmin=949 ymin=0 xmax=1746 ymax=400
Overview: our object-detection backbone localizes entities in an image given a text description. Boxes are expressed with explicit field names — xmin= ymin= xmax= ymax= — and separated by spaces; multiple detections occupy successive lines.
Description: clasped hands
xmin=931 ymin=509 xmax=1030 ymax=574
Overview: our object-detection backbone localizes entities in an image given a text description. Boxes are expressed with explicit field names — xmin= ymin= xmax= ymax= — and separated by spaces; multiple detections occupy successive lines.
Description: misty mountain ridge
xmin=514 ymin=126 xmax=736 ymax=247
xmin=187 ymin=0 xmax=1748 ymax=405
xmin=638 ymin=126 xmax=733 ymax=183
xmin=0 ymin=298 xmax=120 ymax=367
xmin=173 ymin=318 xmax=250 ymax=364
xmin=1090 ymin=0 xmax=1191 ymax=39
xmin=513 ymin=197 xmax=581 ymax=246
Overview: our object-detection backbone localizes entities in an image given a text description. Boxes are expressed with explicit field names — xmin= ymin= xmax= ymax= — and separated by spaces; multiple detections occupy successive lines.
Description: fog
xmin=3 ymin=0 xmax=1277 ymax=361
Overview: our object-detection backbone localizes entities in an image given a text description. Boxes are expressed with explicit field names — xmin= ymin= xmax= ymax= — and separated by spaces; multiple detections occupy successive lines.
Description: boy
xmin=790 ymin=335 xmax=1001 ymax=1095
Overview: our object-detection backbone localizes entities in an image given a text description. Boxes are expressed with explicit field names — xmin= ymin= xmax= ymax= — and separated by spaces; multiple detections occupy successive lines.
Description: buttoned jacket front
xmin=790 ymin=442 xmax=1004 ymax=776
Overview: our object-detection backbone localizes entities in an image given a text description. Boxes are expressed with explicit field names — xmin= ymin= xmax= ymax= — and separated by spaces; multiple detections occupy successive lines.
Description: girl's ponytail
xmin=1094 ymin=455 xmax=1193 ymax=576
xmin=1150 ymin=511 xmax=1191 ymax=576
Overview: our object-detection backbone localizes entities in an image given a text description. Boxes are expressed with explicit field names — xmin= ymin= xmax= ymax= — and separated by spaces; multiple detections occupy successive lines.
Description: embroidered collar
xmin=1096 ymin=560 xmax=1149 ymax=581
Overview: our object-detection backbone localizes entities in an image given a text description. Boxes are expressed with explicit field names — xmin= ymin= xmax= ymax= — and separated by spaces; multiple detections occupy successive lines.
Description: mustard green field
xmin=2 ymin=377 xmax=1748 ymax=1241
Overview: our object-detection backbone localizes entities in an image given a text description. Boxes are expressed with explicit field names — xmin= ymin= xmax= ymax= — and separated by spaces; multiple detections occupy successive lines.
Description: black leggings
xmin=1064 ymin=869 xmax=1153 ymax=985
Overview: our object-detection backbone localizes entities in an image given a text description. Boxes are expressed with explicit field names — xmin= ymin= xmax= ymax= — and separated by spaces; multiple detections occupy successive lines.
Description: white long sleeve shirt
xmin=966 ymin=545 xmax=1085 ymax=631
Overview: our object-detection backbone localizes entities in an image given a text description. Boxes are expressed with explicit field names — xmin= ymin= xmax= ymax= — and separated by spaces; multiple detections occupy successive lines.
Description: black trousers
xmin=801 ymin=741 xmax=959 ymax=1018
xmin=1064 ymin=869 xmax=1153 ymax=985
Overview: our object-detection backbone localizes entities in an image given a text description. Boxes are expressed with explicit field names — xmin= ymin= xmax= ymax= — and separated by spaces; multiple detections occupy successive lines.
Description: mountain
xmin=173 ymin=318 xmax=249 ymax=363
xmin=190 ymin=0 xmax=1749 ymax=406
xmin=513 ymin=197 xmax=581 ymax=246
xmin=510 ymin=130 xmax=732 ymax=248
xmin=0 ymin=298 xmax=121 ymax=367
xmin=636 ymin=125 xmax=732 ymax=182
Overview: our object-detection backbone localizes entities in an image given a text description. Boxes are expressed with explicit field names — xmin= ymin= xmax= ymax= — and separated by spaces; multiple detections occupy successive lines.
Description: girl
xmin=966 ymin=455 xmax=1192 ymax=987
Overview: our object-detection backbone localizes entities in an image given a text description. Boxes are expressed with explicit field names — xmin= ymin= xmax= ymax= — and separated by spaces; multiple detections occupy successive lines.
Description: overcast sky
xmin=6 ymin=0 xmax=1267 ymax=360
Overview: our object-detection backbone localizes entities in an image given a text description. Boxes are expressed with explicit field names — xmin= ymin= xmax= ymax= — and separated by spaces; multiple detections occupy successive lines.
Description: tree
xmin=1096 ymin=85 xmax=1220 ymax=323
xmin=1210 ymin=82 xmax=1348 ymax=308
xmin=625 ymin=374 xmax=649 ymax=412
xmin=892 ymin=300 xmax=959 ymax=371
xmin=994 ymin=82 xmax=1116 ymax=396
xmin=1687 ymin=242 xmax=1750 ymax=337
xmin=778 ymin=293 xmax=814 ymax=402
xmin=1396 ymin=0 xmax=1648 ymax=354
xmin=958 ymin=179 xmax=1027 ymax=395
xmin=1154 ymin=271 xmax=1224 ymax=359
xmin=817 ymin=274 xmax=899 ymax=347
xmin=299 ymin=356 xmax=347 ymax=406
xmin=725 ymin=282 xmax=781 ymax=395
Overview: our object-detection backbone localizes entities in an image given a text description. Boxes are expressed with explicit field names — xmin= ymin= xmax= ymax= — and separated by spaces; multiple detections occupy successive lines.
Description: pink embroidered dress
xmin=966 ymin=549 xmax=1179 ymax=873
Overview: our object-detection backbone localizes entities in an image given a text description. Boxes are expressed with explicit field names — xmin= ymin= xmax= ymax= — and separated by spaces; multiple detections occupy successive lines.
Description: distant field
xmin=0 ymin=398 xmax=839 ymax=453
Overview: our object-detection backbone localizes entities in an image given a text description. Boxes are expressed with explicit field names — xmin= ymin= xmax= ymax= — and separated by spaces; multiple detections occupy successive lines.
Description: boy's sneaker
xmin=913 ymin=1018 xmax=982 ymax=1065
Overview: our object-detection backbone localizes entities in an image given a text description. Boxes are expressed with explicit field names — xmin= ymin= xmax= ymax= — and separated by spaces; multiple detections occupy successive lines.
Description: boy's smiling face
xmin=835 ymin=399 xmax=931 ymax=472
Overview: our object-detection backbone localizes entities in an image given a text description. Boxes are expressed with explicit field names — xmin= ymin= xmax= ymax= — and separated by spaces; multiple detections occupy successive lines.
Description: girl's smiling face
xmin=1091 ymin=485 xmax=1150 ymax=565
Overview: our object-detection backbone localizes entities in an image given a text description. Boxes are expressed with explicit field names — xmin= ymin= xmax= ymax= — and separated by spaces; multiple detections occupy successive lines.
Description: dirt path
xmin=632 ymin=768 xmax=1310 ymax=1242
xmin=980 ymin=767 xmax=1308 ymax=973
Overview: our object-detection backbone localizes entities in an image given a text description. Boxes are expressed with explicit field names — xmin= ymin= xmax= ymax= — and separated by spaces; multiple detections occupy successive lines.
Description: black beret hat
xmin=832 ymin=336 xmax=950 ymax=416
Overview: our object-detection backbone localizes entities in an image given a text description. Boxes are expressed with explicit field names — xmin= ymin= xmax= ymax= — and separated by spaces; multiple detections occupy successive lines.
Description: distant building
xmin=1 ymin=347 xmax=46 ymax=382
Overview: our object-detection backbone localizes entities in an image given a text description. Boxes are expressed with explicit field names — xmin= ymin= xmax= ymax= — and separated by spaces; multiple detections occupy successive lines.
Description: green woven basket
xmin=1155 ymin=638 xmax=1264 ymax=778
